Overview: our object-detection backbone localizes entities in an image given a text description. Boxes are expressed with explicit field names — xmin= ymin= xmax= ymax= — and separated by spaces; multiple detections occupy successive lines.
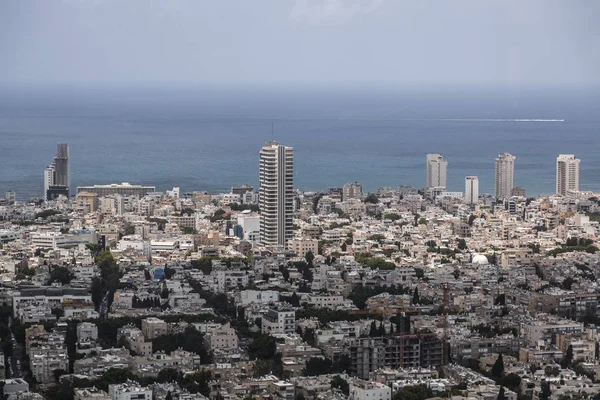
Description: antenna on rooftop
xmin=271 ymin=122 xmax=275 ymax=142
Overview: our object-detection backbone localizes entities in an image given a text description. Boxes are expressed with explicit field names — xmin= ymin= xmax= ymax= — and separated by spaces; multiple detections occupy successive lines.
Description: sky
xmin=1 ymin=0 xmax=599 ymax=86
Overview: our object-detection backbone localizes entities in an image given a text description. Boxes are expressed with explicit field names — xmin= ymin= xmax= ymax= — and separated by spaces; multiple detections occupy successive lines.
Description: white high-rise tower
xmin=259 ymin=142 xmax=294 ymax=248
xmin=465 ymin=176 xmax=479 ymax=205
xmin=426 ymin=154 xmax=448 ymax=189
xmin=556 ymin=154 xmax=580 ymax=195
xmin=495 ymin=153 xmax=515 ymax=200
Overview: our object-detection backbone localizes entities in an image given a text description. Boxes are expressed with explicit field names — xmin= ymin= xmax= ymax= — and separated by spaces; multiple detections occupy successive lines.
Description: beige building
xmin=288 ymin=238 xmax=318 ymax=257
xmin=205 ymin=322 xmax=239 ymax=351
xmin=77 ymin=191 xmax=99 ymax=212
xmin=141 ymin=317 xmax=169 ymax=340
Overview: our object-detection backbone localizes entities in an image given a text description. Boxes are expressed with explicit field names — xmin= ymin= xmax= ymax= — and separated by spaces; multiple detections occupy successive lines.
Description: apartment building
xmin=262 ymin=308 xmax=296 ymax=335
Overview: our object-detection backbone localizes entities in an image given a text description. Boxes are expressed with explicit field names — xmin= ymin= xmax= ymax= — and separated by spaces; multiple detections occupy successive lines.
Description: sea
xmin=0 ymin=84 xmax=599 ymax=201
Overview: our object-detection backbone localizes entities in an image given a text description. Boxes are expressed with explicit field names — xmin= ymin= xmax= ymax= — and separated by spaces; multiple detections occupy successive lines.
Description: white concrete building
xmin=465 ymin=176 xmax=479 ymax=205
xmin=349 ymin=379 xmax=392 ymax=400
xmin=237 ymin=212 xmax=260 ymax=241
xmin=262 ymin=308 xmax=296 ymax=335
xmin=426 ymin=154 xmax=448 ymax=189
xmin=108 ymin=382 xmax=152 ymax=400
xmin=77 ymin=322 xmax=98 ymax=342
xmin=240 ymin=290 xmax=280 ymax=306
xmin=495 ymin=153 xmax=515 ymax=200
xmin=556 ymin=154 xmax=580 ymax=195
xmin=259 ymin=142 xmax=294 ymax=248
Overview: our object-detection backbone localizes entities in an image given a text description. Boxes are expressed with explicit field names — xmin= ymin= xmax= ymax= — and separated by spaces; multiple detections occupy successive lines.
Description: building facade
xmin=44 ymin=143 xmax=70 ymax=200
xmin=426 ymin=154 xmax=448 ymax=189
xmin=464 ymin=176 xmax=479 ymax=205
xmin=556 ymin=154 xmax=580 ymax=195
xmin=76 ymin=183 xmax=155 ymax=197
xmin=342 ymin=182 xmax=363 ymax=201
xmin=259 ymin=142 xmax=294 ymax=248
xmin=494 ymin=153 xmax=515 ymax=200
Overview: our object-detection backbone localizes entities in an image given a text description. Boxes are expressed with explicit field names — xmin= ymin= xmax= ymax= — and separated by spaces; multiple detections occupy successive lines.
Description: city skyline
xmin=36 ymin=141 xmax=587 ymax=202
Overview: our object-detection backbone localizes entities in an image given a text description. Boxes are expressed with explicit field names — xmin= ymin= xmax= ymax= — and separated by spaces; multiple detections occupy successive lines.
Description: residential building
xmin=262 ymin=308 xmax=296 ymax=335
xmin=349 ymin=379 xmax=392 ymax=400
xmin=343 ymin=182 xmax=363 ymax=201
xmin=77 ymin=322 xmax=98 ymax=342
xmin=205 ymin=323 xmax=239 ymax=351
xmin=108 ymin=382 xmax=152 ymax=400
xmin=77 ymin=192 xmax=99 ymax=212
xmin=556 ymin=154 xmax=580 ymax=195
xmin=288 ymin=238 xmax=318 ymax=257
xmin=77 ymin=183 xmax=155 ymax=197
xmin=259 ymin=141 xmax=294 ymax=248
xmin=426 ymin=154 xmax=448 ymax=189
xmin=465 ymin=176 xmax=479 ymax=205
xmin=495 ymin=153 xmax=515 ymax=199
xmin=141 ymin=317 xmax=169 ymax=340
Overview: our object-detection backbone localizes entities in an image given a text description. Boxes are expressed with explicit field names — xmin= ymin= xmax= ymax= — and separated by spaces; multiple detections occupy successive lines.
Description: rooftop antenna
xmin=271 ymin=122 xmax=275 ymax=142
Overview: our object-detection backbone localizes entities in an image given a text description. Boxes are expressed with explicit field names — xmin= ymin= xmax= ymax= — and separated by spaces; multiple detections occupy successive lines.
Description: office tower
xmin=494 ymin=153 xmax=515 ymax=200
xmin=465 ymin=176 xmax=479 ymax=205
xmin=556 ymin=154 xmax=580 ymax=195
xmin=426 ymin=154 xmax=448 ymax=189
xmin=342 ymin=182 xmax=362 ymax=201
xmin=259 ymin=142 xmax=294 ymax=248
xmin=44 ymin=143 xmax=70 ymax=200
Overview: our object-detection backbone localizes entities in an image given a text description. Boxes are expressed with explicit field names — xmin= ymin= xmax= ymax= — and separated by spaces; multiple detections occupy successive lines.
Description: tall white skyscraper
xmin=259 ymin=142 xmax=294 ymax=248
xmin=426 ymin=154 xmax=448 ymax=189
xmin=465 ymin=176 xmax=479 ymax=205
xmin=494 ymin=153 xmax=515 ymax=200
xmin=556 ymin=154 xmax=580 ymax=195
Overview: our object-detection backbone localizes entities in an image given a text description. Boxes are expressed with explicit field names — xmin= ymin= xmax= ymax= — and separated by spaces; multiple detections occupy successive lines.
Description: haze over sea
xmin=0 ymin=84 xmax=599 ymax=201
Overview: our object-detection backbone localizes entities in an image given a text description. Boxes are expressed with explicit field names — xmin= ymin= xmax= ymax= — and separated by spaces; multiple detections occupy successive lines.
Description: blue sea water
xmin=0 ymin=84 xmax=599 ymax=201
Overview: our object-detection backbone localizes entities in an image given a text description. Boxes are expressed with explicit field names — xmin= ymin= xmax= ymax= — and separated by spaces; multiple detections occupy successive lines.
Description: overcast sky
xmin=1 ymin=0 xmax=599 ymax=86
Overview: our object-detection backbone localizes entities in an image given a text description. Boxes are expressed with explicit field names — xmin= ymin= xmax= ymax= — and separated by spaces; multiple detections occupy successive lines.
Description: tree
xmin=563 ymin=344 xmax=574 ymax=367
xmin=331 ymin=376 xmax=349 ymax=395
xmin=165 ymin=392 xmax=173 ymax=400
xmin=47 ymin=266 xmax=74 ymax=285
xmin=53 ymin=369 xmax=67 ymax=382
xmin=364 ymin=194 xmax=379 ymax=204
xmin=305 ymin=251 xmax=315 ymax=267
xmin=369 ymin=321 xmax=378 ymax=337
xmin=287 ymin=292 xmax=300 ymax=307
xmin=412 ymin=287 xmax=420 ymax=305
xmin=491 ymin=353 xmax=505 ymax=379
xmin=497 ymin=386 xmax=505 ymax=400
xmin=248 ymin=334 xmax=277 ymax=360
xmin=539 ymin=381 xmax=551 ymax=400
xmin=378 ymin=322 xmax=386 ymax=336
xmin=157 ymin=368 xmax=180 ymax=383
xmin=494 ymin=293 xmax=506 ymax=306
xmin=304 ymin=357 xmax=333 ymax=376
xmin=457 ymin=239 xmax=467 ymax=251
xmin=501 ymin=373 xmax=521 ymax=391
xmin=392 ymin=385 xmax=428 ymax=400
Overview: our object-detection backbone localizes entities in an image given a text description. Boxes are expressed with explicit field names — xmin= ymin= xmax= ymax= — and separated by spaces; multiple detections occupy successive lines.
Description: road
xmin=7 ymin=317 xmax=23 ymax=378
